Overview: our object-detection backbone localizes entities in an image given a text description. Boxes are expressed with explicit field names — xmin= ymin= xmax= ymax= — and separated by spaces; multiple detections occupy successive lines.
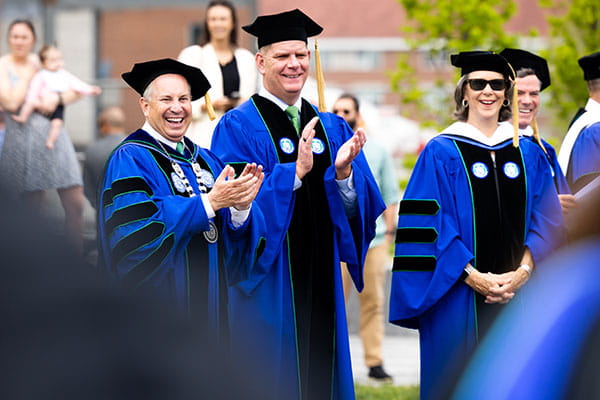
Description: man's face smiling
xmin=257 ymin=40 xmax=310 ymax=105
xmin=516 ymin=74 xmax=541 ymax=129
xmin=140 ymin=74 xmax=192 ymax=142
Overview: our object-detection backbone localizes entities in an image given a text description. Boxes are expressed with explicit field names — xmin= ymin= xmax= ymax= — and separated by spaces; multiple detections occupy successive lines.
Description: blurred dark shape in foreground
xmin=0 ymin=193 xmax=251 ymax=400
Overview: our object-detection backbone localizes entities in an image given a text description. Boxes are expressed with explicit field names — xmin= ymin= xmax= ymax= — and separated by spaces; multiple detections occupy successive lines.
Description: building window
xmin=321 ymin=51 xmax=382 ymax=71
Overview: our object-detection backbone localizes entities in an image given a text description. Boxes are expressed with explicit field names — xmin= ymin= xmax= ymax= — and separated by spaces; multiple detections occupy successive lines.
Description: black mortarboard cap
xmin=578 ymin=51 xmax=600 ymax=81
xmin=500 ymin=48 xmax=551 ymax=91
xmin=121 ymin=58 xmax=211 ymax=101
xmin=242 ymin=9 xmax=323 ymax=48
xmin=450 ymin=51 xmax=515 ymax=79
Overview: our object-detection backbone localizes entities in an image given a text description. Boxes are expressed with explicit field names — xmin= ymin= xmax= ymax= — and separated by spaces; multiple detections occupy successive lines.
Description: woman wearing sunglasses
xmin=389 ymin=51 xmax=564 ymax=400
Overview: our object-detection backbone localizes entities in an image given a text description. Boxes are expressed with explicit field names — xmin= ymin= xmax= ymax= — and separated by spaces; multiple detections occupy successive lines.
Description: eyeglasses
xmin=467 ymin=79 xmax=507 ymax=91
xmin=333 ymin=108 xmax=352 ymax=115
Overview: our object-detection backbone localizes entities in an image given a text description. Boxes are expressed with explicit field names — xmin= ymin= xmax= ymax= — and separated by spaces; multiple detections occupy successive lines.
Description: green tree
xmin=539 ymin=0 xmax=600 ymax=134
xmin=389 ymin=0 xmax=519 ymax=129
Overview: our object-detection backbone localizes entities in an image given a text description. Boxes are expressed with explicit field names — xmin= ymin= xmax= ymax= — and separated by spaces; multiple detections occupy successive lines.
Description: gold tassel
xmin=512 ymin=85 xmax=519 ymax=147
xmin=205 ymin=92 xmax=216 ymax=121
xmin=532 ymin=117 xmax=547 ymax=154
xmin=507 ymin=63 xmax=519 ymax=147
xmin=315 ymin=39 xmax=326 ymax=112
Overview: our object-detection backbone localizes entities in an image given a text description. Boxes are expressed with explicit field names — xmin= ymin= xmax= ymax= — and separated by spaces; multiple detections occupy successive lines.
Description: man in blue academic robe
xmin=499 ymin=48 xmax=575 ymax=213
xmin=558 ymin=51 xmax=600 ymax=193
xmin=211 ymin=9 xmax=385 ymax=400
xmin=98 ymin=59 xmax=267 ymax=375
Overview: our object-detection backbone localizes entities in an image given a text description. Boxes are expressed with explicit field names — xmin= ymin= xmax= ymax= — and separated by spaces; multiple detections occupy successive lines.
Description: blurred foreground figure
xmin=0 ymin=194 xmax=210 ymax=400
xmin=452 ymin=187 xmax=600 ymax=400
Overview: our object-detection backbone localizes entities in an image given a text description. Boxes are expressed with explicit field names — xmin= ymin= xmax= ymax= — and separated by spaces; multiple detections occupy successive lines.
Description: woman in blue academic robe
xmin=389 ymin=51 xmax=564 ymax=400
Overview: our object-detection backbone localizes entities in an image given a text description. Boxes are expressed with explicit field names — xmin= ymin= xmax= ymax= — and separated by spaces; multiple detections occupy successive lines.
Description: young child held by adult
xmin=12 ymin=44 xmax=101 ymax=149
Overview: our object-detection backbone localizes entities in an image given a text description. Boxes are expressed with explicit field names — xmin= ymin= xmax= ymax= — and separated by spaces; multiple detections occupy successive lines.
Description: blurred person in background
xmin=558 ymin=51 xmax=600 ymax=193
xmin=0 ymin=19 xmax=86 ymax=255
xmin=178 ymin=0 xmax=257 ymax=148
xmin=389 ymin=51 xmax=564 ymax=400
xmin=500 ymin=48 xmax=576 ymax=215
xmin=11 ymin=44 xmax=101 ymax=150
xmin=83 ymin=106 xmax=127 ymax=209
xmin=333 ymin=93 xmax=399 ymax=384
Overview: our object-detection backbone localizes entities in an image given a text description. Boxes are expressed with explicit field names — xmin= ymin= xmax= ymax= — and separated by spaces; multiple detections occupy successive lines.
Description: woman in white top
xmin=0 ymin=20 xmax=86 ymax=255
xmin=178 ymin=0 xmax=257 ymax=148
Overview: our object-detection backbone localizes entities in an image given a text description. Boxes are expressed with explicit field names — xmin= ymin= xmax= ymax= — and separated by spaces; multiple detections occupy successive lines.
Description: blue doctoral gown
xmin=211 ymin=95 xmax=385 ymax=400
xmin=98 ymin=130 xmax=266 ymax=339
xmin=389 ymin=122 xmax=564 ymax=400
xmin=568 ymin=122 xmax=600 ymax=192
xmin=521 ymin=133 xmax=570 ymax=195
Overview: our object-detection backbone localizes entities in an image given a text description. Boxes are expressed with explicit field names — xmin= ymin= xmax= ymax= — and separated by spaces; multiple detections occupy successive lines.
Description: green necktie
xmin=176 ymin=142 xmax=185 ymax=155
xmin=285 ymin=105 xmax=300 ymax=135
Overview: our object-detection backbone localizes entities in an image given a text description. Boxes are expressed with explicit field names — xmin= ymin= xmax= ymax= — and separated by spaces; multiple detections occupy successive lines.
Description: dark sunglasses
xmin=467 ymin=79 xmax=507 ymax=91
xmin=333 ymin=108 xmax=352 ymax=115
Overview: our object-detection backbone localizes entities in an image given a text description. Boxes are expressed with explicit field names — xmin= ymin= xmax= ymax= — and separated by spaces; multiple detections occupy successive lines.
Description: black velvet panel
xmin=392 ymin=256 xmax=437 ymax=272
xmin=103 ymin=177 xmax=153 ymax=207
xmin=455 ymin=140 xmax=527 ymax=337
xmin=105 ymin=201 xmax=158 ymax=234
xmin=396 ymin=228 xmax=439 ymax=244
xmin=122 ymin=233 xmax=175 ymax=289
xmin=111 ymin=221 xmax=165 ymax=266
xmin=252 ymin=95 xmax=335 ymax=400
xmin=399 ymin=199 xmax=440 ymax=216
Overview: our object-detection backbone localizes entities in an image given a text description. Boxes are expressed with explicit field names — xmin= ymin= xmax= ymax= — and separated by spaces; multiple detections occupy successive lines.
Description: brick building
xmin=0 ymin=0 xmax=551 ymax=147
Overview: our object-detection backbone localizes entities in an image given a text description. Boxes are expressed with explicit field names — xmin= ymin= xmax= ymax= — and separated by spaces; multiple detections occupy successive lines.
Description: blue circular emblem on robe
xmin=311 ymin=138 xmax=325 ymax=154
xmin=199 ymin=169 xmax=215 ymax=188
xmin=171 ymin=172 xmax=186 ymax=193
xmin=472 ymin=162 xmax=489 ymax=179
xmin=503 ymin=162 xmax=520 ymax=179
xmin=279 ymin=138 xmax=295 ymax=154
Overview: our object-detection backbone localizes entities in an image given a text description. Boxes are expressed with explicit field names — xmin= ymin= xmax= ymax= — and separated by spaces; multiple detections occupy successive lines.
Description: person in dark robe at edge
xmin=388 ymin=51 xmax=564 ymax=400
xmin=97 ymin=58 xmax=267 ymax=395
xmin=499 ymin=48 xmax=576 ymax=216
xmin=558 ymin=51 xmax=600 ymax=193
xmin=210 ymin=9 xmax=385 ymax=400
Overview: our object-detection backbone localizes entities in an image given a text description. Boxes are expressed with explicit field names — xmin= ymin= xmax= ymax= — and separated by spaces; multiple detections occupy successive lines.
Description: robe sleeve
xmin=212 ymin=110 xmax=296 ymax=294
xmin=524 ymin=144 xmax=565 ymax=265
xmin=544 ymin=143 xmax=571 ymax=195
xmin=99 ymin=145 xmax=214 ymax=285
xmin=570 ymin=123 xmax=600 ymax=192
xmin=389 ymin=139 xmax=474 ymax=328
xmin=321 ymin=113 xmax=386 ymax=292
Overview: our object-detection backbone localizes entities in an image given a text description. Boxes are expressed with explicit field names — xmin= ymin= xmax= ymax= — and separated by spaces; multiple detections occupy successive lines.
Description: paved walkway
xmin=349 ymin=331 xmax=420 ymax=386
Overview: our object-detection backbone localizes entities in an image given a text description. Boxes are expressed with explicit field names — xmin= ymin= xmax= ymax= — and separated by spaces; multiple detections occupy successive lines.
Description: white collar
xmin=440 ymin=121 xmax=514 ymax=147
xmin=142 ymin=122 xmax=181 ymax=150
xmin=520 ymin=125 xmax=534 ymax=137
xmin=585 ymin=97 xmax=600 ymax=113
xmin=259 ymin=87 xmax=303 ymax=112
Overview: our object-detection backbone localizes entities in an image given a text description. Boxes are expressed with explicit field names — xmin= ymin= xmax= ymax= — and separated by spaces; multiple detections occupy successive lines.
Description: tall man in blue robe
xmin=211 ymin=9 xmax=385 ymax=400
xmin=98 ymin=59 xmax=267 ymax=372
xmin=558 ymin=51 xmax=600 ymax=193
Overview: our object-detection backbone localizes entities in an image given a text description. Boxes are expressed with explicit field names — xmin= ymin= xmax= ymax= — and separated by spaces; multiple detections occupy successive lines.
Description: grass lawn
xmin=355 ymin=384 xmax=419 ymax=400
